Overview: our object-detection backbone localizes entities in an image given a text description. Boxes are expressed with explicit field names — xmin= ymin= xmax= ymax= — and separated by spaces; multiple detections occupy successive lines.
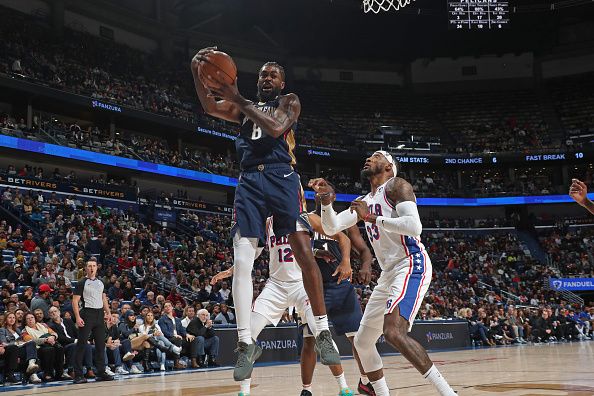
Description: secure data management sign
xmin=549 ymin=278 xmax=594 ymax=291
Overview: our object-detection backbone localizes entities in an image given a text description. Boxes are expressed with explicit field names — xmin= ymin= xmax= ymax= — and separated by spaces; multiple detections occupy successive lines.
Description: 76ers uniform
xmin=232 ymin=98 xmax=310 ymax=242
xmin=360 ymin=179 xmax=432 ymax=331
xmin=252 ymin=218 xmax=311 ymax=325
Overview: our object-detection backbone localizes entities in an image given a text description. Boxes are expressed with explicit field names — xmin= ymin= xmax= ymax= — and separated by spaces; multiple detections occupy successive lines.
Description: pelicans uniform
xmin=360 ymin=178 xmax=432 ymax=331
xmin=311 ymin=229 xmax=362 ymax=337
xmin=232 ymin=97 xmax=310 ymax=242
xmin=252 ymin=217 xmax=311 ymax=325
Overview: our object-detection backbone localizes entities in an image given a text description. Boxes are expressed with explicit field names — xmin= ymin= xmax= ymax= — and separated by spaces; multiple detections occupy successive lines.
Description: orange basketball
xmin=199 ymin=51 xmax=237 ymax=88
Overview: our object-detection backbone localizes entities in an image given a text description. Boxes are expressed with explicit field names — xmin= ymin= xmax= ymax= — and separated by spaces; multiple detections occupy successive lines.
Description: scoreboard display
xmin=448 ymin=0 xmax=510 ymax=30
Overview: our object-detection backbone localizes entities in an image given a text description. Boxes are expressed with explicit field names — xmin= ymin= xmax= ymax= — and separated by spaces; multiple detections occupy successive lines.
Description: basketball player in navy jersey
xmin=300 ymin=192 xmax=377 ymax=396
xmin=191 ymin=47 xmax=340 ymax=381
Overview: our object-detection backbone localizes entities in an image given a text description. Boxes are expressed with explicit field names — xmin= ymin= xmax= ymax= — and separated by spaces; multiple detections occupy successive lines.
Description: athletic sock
xmin=423 ymin=364 xmax=456 ymax=396
xmin=303 ymin=383 xmax=313 ymax=393
xmin=370 ymin=377 xmax=390 ymax=396
xmin=335 ymin=372 xmax=348 ymax=390
xmin=313 ymin=315 xmax=329 ymax=336
xmin=237 ymin=328 xmax=253 ymax=345
xmin=360 ymin=375 xmax=370 ymax=385
xmin=240 ymin=378 xmax=251 ymax=394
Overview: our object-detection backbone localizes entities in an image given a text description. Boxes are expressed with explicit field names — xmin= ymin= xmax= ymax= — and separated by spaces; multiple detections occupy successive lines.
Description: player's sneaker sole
xmin=233 ymin=340 xmax=262 ymax=381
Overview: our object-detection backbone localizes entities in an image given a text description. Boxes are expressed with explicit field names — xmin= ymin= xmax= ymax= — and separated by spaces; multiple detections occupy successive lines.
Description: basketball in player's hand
xmin=199 ymin=50 xmax=237 ymax=89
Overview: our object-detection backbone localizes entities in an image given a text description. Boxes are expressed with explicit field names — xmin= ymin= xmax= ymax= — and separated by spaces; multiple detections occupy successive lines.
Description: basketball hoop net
xmin=362 ymin=0 xmax=415 ymax=13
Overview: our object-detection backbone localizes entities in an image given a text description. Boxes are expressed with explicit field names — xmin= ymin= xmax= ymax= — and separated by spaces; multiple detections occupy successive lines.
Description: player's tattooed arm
xmin=385 ymin=177 xmax=417 ymax=207
xmin=191 ymin=48 xmax=241 ymax=124
xmin=238 ymin=93 xmax=301 ymax=138
xmin=357 ymin=177 xmax=416 ymax=224
xmin=373 ymin=177 xmax=422 ymax=237
xmin=206 ymin=70 xmax=300 ymax=139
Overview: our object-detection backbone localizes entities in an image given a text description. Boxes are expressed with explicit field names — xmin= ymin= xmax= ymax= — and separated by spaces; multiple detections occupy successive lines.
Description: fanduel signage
xmin=549 ymin=278 xmax=594 ymax=291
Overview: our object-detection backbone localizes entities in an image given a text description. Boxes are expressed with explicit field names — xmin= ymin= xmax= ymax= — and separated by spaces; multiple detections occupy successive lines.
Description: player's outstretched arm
xmin=191 ymin=47 xmax=241 ymax=124
xmin=210 ymin=266 xmax=234 ymax=285
xmin=354 ymin=177 xmax=422 ymax=238
xmin=569 ymin=179 xmax=594 ymax=215
xmin=309 ymin=178 xmax=358 ymax=235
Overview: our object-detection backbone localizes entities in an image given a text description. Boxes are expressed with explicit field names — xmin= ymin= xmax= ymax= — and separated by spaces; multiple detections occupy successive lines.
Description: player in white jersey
xmin=211 ymin=216 xmax=354 ymax=396
xmin=309 ymin=151 xmax=457 ymax=396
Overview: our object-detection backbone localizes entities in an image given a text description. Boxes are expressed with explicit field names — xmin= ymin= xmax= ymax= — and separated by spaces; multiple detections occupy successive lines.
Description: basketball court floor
xmin=3 ymin=342 xmax=593 ymax=395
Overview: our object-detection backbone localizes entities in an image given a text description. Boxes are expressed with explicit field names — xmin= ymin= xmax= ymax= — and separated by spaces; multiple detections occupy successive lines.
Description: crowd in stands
xmin=1 ymin=6 xmax=593 ymax=156
xmin=0 ymin=5 xmax=593 ymax=388
xmin=420 ymin=230 xmax=593 ymax=345
xmin=548 ymin=72 xmax=594 ymax=138
xmin=0 ymin=185 xmax=239 ymax=384
xmin=538 ymin=227 xmax=594 ymax=276
xmin=0 ymin=114 xmax=239 ymax=179
xmin=0 ymin=3 xmax=586 ymax=197
xmin=2 ymin=112 xmax=573 ymax=198
xmin=0 ymin=7 xmax=197 ymax=123
xmin=0 ymin=177 xmax=591 ymax=386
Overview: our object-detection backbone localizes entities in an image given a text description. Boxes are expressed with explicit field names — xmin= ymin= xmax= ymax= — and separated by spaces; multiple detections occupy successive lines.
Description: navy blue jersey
xmin=313 ymin=231 xmax=343 ymax=284
xmin=236 ymin=97 xmax=297 ymax=170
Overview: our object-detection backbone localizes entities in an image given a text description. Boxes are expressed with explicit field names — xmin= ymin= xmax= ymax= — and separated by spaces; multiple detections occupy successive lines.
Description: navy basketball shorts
xmin=324 ymin=280 xmax=363 ymax=336
xmin=302 ymin=280 xmax=362 ymax=337
xmin=232 ymin=163 xmax=311 ymax=241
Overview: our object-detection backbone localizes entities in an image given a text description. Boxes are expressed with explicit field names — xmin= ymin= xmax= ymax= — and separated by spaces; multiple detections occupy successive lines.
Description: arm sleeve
xmin=375 ymin=201 xmax=422 ymax=237
xmin=320 ymin=204 xmax=358 ymax=236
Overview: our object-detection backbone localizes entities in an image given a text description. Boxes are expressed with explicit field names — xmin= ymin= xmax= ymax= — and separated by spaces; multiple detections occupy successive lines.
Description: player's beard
xmin=257 ymin=85 xmax=281 ymax=102
xmin=361 ymin=166 xmax=377 ymax=180
xmin=361 ymin=162 xmax=384 ymax=180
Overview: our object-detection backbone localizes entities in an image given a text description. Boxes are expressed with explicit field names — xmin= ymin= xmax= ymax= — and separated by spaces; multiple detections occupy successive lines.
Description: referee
xmin=72 ymin=257 xmax=113 ymax=383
